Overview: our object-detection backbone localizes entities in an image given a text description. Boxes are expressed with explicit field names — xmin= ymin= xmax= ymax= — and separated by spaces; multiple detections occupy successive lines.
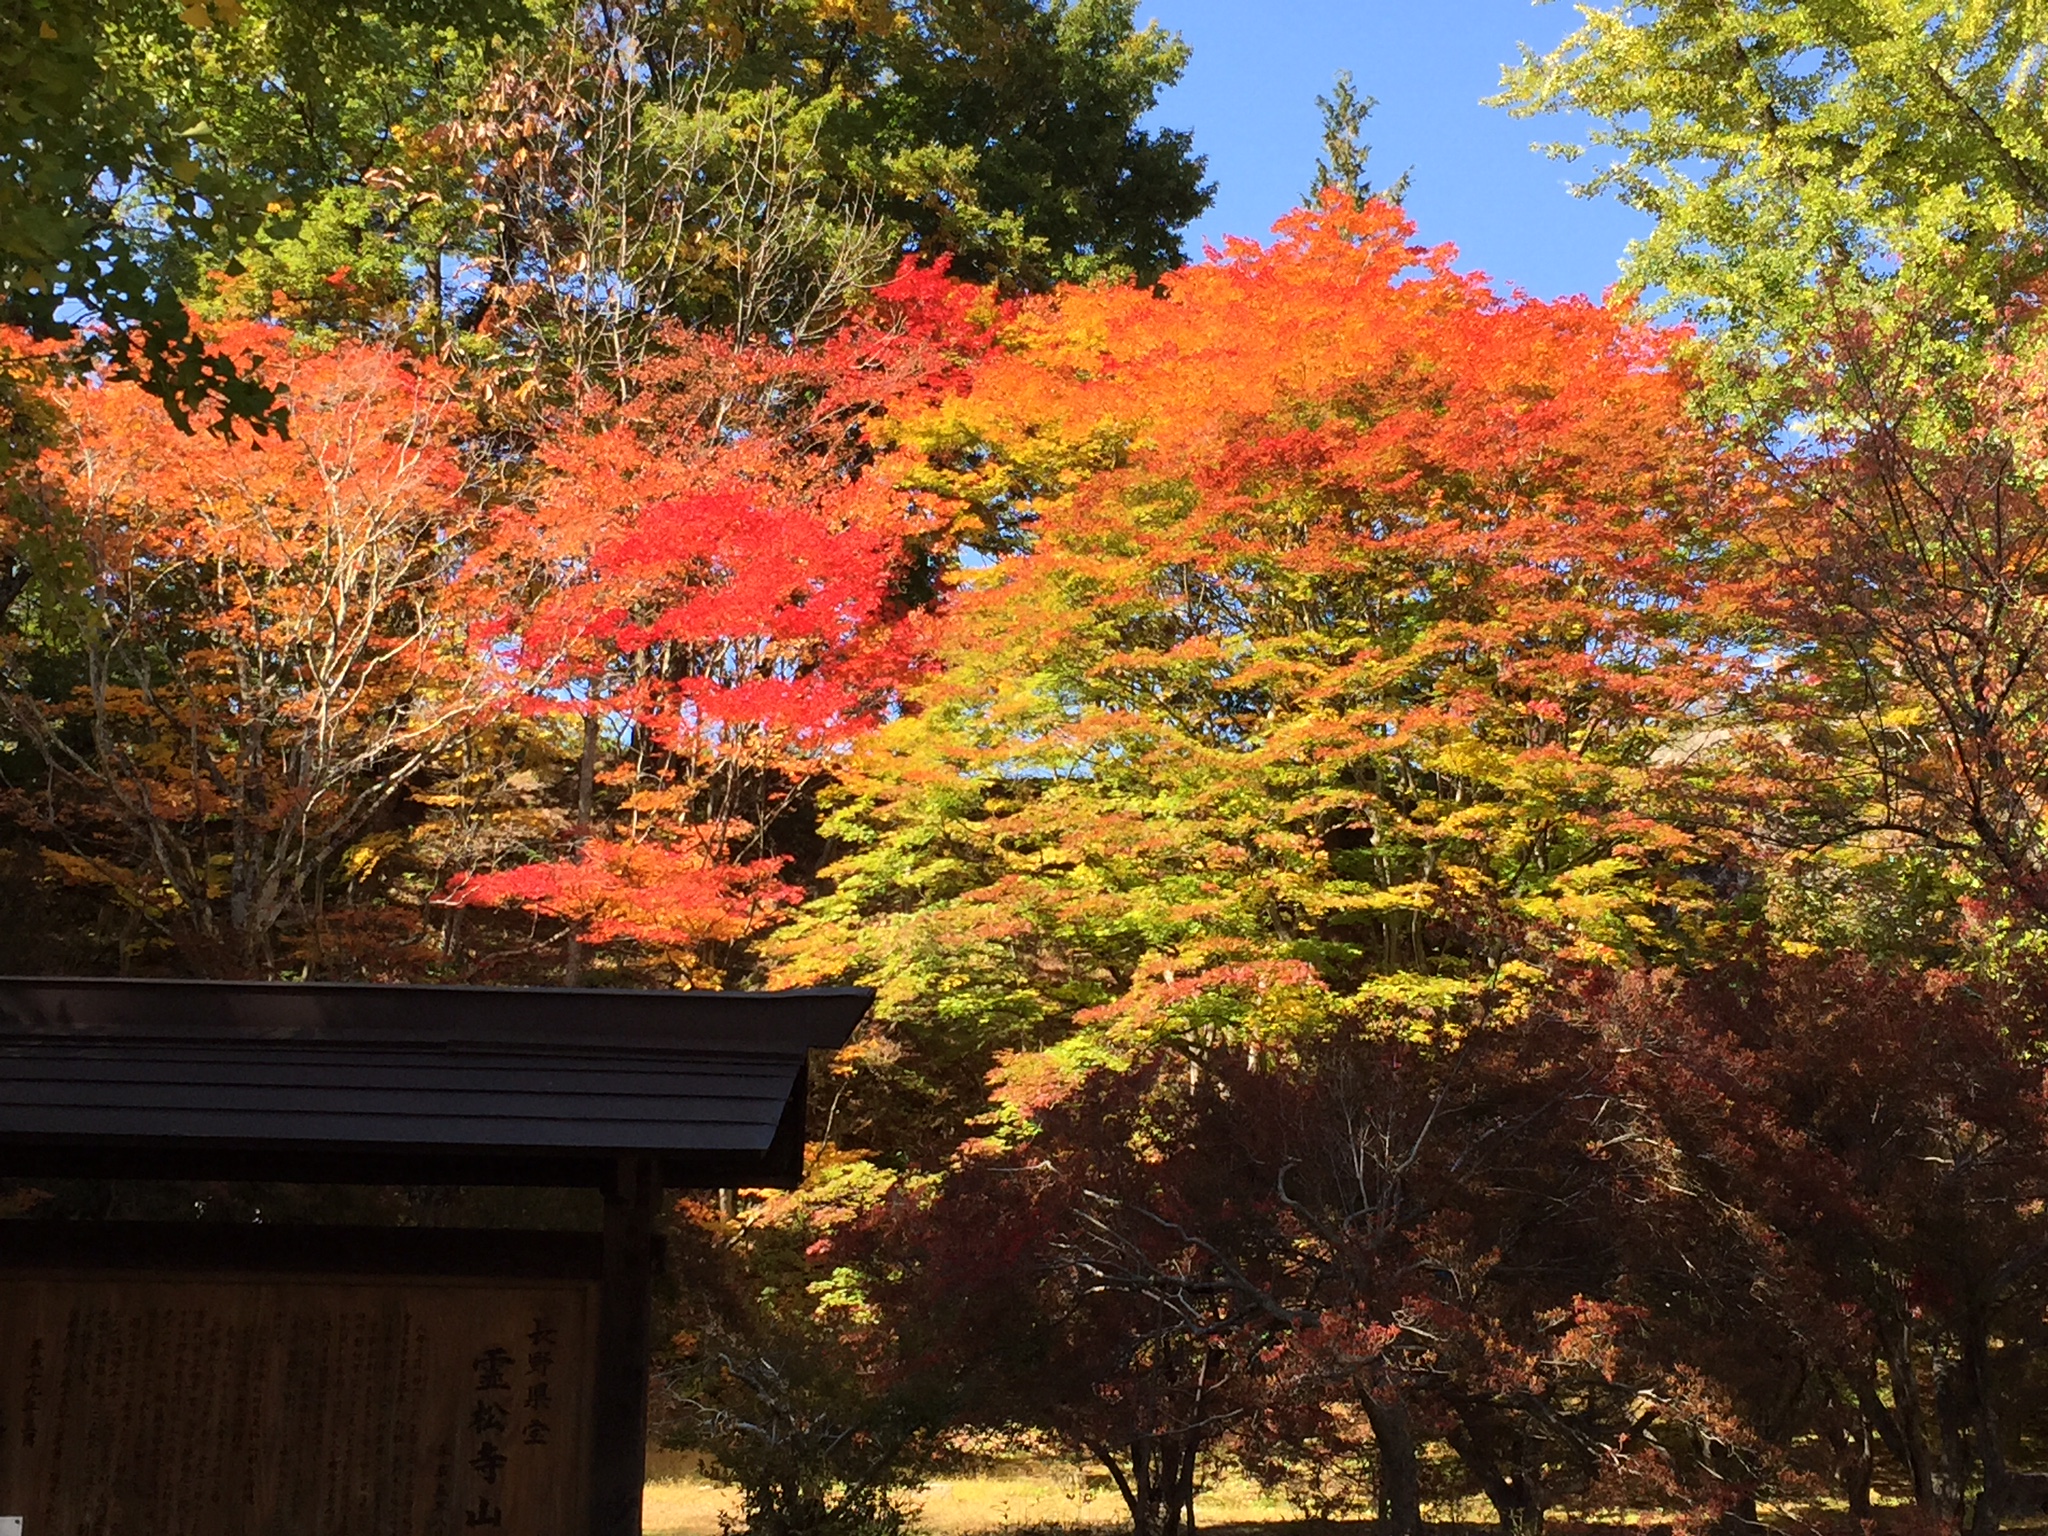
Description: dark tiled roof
xmin=0 ymin=978 xmax=869 ymax=1188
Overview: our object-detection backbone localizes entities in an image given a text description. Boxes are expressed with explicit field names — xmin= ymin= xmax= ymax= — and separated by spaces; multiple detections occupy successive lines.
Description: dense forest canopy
xmin=10 ymin=2 xmax=2048 ymax=1533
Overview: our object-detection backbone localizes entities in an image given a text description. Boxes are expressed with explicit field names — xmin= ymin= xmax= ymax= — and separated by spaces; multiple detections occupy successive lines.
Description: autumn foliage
xmin=12 ymin=175 xmax=2048 ymax=1536
xmin=2 ymin=324 xmax=485 ymax=972
xmin=446 ymin=262 xmax=1001 ymax=978
xmin=778 ymin=195 xmax=1756 ymax=1155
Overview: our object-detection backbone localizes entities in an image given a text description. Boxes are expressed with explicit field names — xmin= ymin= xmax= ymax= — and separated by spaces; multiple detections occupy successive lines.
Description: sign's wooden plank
xmin=0 ymin=1270 xmax=597 ymax=1536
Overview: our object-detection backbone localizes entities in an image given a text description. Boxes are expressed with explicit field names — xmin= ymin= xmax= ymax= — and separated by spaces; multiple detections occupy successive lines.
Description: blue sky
xmin=1139 ymin=0 xmax=1650 ymax=302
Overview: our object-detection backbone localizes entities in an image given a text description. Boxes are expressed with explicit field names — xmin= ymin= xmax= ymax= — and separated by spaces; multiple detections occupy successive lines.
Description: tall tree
xmin=1498 ymin=0 xmax=2048 ymax=404
xmin=3 ymin=0 xmax=531 ymax=436
xmin=0 ymin=323 xmax=490 ymax=973
xmin=776 ymin=194 xmax=1759 ymax=1160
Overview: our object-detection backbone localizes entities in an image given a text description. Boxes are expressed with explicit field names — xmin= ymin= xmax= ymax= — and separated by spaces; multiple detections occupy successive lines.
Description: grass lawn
xmin=640 ymin=1457 xmax=1303 ymax=1536
xmin=635 ymin=1458 xmax=1740 ymax=1536
xmin=637 ymin=1462 xmax=1943 ymax=1536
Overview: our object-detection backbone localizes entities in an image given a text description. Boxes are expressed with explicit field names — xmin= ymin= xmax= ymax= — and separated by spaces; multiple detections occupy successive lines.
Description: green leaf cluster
xmin=1498 ymin=0 xmax=2048 ymax=407
xmin=2 ymin=0 xmax=533 ymax=433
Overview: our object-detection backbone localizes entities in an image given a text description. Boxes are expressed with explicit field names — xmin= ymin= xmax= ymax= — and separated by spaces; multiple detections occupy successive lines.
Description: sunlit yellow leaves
xmin=338 ymin=832 xmax=407 ymax=885
xmin=178 ymin=0 xmax=241 ymax=29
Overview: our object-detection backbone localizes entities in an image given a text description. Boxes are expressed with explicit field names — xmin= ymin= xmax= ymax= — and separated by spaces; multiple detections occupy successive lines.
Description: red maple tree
xmin=450 ymin=261 xmax=1003 ymax=980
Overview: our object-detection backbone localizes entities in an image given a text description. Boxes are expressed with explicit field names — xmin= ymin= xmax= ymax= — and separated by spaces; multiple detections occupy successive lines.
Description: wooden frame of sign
xmin=0 ymin=979 xmax=871 ymax=1536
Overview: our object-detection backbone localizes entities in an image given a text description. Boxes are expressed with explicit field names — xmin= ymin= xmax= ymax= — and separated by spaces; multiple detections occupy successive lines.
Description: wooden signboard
xmin=0 ymin=979 xmax=862 ymax=1535
xmin=0 ymin=1225 xmax=640 ymax=1536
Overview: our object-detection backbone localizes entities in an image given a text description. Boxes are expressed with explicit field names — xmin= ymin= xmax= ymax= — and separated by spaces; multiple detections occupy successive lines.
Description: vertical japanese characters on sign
xmin=464 ymin=1346 xmax=514 ymax=1528
xmin=522 ymin=1319 xmax=556 ymax=1452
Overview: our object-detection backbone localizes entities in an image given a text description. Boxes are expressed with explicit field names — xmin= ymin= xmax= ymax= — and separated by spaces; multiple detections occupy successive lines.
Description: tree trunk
xmin=1840 ymin=1424 xmax=1875 ymax=1521
xmin=1815 ymin=1382 xmax=1880 ymax=1523
xmin=1088 ymin=1434 xmax=1201 ymax=1536
xmin=1361 ymin=1390 xmax=1424 ymax=1536
xmin=1885 ymin=1322 xmax=1944 ymax=1512
xmin=1446 ymin=1416 xmax=1542 ymax=1536
xmin=577 ymin=713 xmax=599 ymax=824
xmin=1484 ymin=1472 xmax=1543 ymax=1536
xmin=428 ymin=246 xmax=446 ymax=358
xmin=1967 ymin=1326 xmax=2008 ymax=1536
xmin=1933 ymin=1345 xmax=1973 ymax=1530
xmin=564 ymin=712 xmax=600 ymax=986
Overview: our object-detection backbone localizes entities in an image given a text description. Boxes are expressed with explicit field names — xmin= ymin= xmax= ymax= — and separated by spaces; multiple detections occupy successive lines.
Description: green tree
xmin=845 ymin=0 xmax=1211 ymax=287
xmin=204 ymin=0 xmax=1209 ymax=403
xmin=1498 ymin=0 xmax=2048 ymax=394
xmin=1305 ymin=70 xmax=1407 ymax=208
xmin=2 ymin=0 xmax=531 ymax=435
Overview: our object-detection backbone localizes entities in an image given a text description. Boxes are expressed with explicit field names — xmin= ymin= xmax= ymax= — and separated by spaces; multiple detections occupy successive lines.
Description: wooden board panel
xmin=0 ymin=1272 xmax=596 ymax=1536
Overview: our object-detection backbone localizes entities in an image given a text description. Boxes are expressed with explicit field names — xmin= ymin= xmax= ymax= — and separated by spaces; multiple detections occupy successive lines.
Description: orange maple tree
xmin=4 ymin=323 xmax=488 ymax=972
xmin=770 ymin=198 xmax=1777 ymax=1228
xmin=758 ymin=198 xmax=1771 ymax=1521
xmin=781 ymin=194 xmax=1765 ymax=1136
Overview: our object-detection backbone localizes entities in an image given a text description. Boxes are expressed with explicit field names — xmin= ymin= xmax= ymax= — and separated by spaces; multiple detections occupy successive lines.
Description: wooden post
xmin=590 ymin=1154 xmax=660 ymax=1536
